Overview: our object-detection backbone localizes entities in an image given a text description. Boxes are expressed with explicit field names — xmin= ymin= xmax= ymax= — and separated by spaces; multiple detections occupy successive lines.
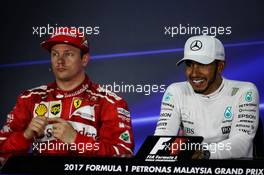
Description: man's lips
xmin=190 ymin=78 xmax=206 ymax=87
xmin=56 ymin=67 xmax=67 ymax=72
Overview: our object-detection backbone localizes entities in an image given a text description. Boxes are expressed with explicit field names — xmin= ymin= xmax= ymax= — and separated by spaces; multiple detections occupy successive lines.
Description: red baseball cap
xmin=41 ymin=27 xmax=89 ymax=53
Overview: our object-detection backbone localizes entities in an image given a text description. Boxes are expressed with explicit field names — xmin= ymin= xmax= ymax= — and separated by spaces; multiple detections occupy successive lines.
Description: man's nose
xmin=57 ymin=54 xmax=65 ymax=64
xmin=190 ymin=64 xmax=199 ymax=76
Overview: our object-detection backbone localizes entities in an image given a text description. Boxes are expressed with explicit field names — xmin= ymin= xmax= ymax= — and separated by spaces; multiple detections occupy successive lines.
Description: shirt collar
xmin=50 ymin=75 xmax=91 ymax=99
xmin=194 ymin=77 xmax=226 ymax=99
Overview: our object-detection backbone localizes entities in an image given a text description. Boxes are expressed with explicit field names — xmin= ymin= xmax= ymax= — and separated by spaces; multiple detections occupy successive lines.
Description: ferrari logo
xmin=74 ymin=99 xmax=82 ymax=109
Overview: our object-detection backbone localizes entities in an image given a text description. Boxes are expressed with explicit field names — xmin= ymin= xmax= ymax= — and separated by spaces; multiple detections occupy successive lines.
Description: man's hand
xmin=24 ymin=116 xmax=48 ymax=140
xmin=191 ymin=150 xmax=204 ymax=159
xmin=48 ymin=118 xmax=77 ymax=144
xmin=192 ymin=149 xmax=210 ymax=159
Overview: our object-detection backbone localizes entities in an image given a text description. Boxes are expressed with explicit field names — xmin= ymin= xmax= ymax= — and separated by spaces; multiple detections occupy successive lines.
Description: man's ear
xmin=217 ymin=61 xmax=225 ymax=74
xmin=81 ymin=53 xmax=90 ymax=67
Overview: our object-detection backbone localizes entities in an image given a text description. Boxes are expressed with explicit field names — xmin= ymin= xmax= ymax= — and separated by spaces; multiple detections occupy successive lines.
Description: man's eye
xmin=51 ymin=52 xmax=59 ymax=57
xmin=65 ymin=52 xmax=74 ymax=57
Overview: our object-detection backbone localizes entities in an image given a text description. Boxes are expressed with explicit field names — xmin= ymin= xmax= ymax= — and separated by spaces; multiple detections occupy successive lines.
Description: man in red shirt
xmin=0 ymin=27 xmax=134 ymax=162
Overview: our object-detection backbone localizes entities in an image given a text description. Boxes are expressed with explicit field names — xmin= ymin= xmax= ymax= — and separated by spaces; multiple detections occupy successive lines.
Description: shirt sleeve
xmin=209 ymin=83 xmax=259 ymax=159
xmin=154 ymin=84 xmax=181 ymax=136
xmin=0 ymin=94 xmax=33 ymax=154
xmin=73 ymin=98 xmax=134 ymax=157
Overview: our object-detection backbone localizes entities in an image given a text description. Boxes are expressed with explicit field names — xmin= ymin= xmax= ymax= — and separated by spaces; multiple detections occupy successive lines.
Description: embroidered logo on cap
xmin=190 ymin=40 xmax=203 ymax=51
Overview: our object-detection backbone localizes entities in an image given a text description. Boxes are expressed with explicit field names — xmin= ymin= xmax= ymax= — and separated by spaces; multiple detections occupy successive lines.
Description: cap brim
xmin=41 ymin=36 xmax=89 ymax=53
xmin=176 ymin=56 xmax=215 ymax=66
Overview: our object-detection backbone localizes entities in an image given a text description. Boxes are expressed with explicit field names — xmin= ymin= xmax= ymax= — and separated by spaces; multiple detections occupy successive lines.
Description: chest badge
xmin=163 ymin=92 xmax=173 ymax=103
xmin=49 ymin=101 xmax=62 ymax=118
xmin=35 ymin=104 xmax=48 ymax=117
xmin=51 ymin=103 xmax=61 ymax=115
xmin=245 ymin=91 xmax=253 ymax=102
xmin=74 ymin=98 xmax=82 ymax=109
xmin=224 ymin=106 xmax=232 ymax=119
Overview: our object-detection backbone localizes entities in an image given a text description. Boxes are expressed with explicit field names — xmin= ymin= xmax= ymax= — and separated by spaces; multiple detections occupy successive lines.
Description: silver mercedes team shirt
xmin=155 ymin=78 xmax=259 ymax=159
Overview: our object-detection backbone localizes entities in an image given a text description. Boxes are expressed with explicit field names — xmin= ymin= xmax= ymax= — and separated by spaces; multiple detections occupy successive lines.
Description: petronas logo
xmin=224 ymin=106 xmax=232 ymax=119
xmin=163 ymin=92 xmax=172 ymax=102
xmin=245 ymin=91 xmax=253 ymax=102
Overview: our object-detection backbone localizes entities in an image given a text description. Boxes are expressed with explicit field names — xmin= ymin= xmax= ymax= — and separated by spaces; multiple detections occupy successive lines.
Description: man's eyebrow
xmin=51 ymin=49 xmax=59 ymax=52
xmin=64 ymin=50 xmax=73 ymax=52
xmin=50 ymin=49 xmax=73 ymax=52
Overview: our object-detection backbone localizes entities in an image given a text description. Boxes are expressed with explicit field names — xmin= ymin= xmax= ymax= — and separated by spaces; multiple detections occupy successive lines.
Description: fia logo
xmin=224 ymin=106 xmax=232 ymax=119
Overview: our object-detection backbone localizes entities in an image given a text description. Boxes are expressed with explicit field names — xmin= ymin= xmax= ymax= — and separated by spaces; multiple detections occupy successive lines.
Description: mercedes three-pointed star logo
xmin=190 ymin=40 xmax=203 ymax=51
